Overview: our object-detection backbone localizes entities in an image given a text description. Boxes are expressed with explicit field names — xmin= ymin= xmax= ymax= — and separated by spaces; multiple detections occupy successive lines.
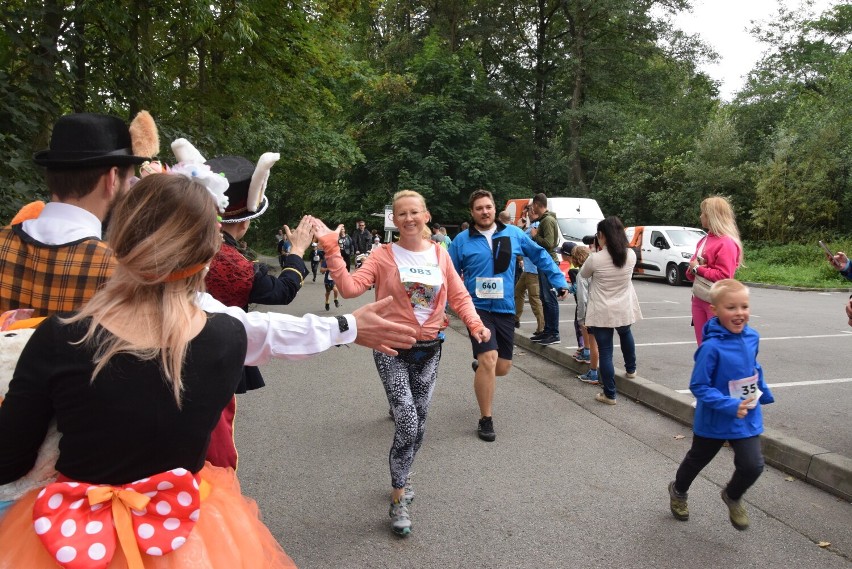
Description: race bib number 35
xmin=475 ymin=277 xmax=504 ymax=299
xmin=728 ymin=373 xmax=761 ymax=409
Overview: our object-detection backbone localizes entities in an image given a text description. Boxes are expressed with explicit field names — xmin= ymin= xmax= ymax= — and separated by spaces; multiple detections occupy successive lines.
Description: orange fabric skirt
xmin=0 ymin=464 xmax=296 ymax=569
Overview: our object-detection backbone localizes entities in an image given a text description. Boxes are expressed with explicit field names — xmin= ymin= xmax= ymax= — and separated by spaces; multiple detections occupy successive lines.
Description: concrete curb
xmin=509 ymin=330 xmax=852 ymax=501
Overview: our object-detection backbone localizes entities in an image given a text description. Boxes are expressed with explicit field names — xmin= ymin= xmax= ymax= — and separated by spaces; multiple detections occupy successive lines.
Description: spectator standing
xmin=529 ymin=193 xmax=563 ymax=345
xmin=353 ymin=219 xmax=372 ymax=258
xmin=513 ymin=210 xmax=544 ymax=334
xmin=579 ymin=216 xmax=642 ymax=405
xmin=668 ymin=280 xmax=774 ymax=531
xmin=450 ymin=189 xmax=568 ymax=442
xmin=338 ymin=227 xmax=354 ymax=271
xmin=571 ymin=246 xmax=599 ymax=384
xmin=201 ymin=153 xmax=312 ymax=470
xmin=686 ymin=196 xmax=743 ymax=345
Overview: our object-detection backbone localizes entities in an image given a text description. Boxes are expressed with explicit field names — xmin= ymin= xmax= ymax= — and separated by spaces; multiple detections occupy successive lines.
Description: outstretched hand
xmin=830 ymin=251 xmax=848 ymax=271
xmin=284 ymin=215 xmax=315 ymax=257
xmin=311 ymin=218 xmax=345 ymax=240
xmin=352 ymin=296 xmax=416 ymax=356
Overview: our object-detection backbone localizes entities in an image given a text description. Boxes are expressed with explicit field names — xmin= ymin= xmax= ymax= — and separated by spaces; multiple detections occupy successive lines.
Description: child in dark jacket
xmin=668 ymin=279 xmax=774 ymax=530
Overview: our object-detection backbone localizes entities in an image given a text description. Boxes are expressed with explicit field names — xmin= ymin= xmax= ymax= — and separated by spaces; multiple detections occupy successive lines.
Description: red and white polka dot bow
xmin=32 ymin=468 xmax=202 ymax=569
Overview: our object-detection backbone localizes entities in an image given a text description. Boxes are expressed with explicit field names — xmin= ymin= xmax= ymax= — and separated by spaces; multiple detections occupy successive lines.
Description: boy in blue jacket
xmin=668 ymin=279 xmax=774 ymax=530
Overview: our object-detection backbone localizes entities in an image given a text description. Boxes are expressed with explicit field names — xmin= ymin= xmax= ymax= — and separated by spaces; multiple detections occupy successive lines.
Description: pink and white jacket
xmin=319 ymin=234 xmax=483 ymax=341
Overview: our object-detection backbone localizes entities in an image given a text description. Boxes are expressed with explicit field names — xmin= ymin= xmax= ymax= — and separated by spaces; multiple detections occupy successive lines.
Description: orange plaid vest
xmin=0 ymin=224 xmax=116 ymax=316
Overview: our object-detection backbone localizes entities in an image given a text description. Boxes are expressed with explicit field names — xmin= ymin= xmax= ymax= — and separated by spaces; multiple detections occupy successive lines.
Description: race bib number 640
xmin=475 ymin=277 xmax=504 ymax=299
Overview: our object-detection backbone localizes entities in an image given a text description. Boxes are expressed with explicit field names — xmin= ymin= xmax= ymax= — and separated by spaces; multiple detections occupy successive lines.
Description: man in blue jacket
xmin=450 ymin=189 xmax=569 ymax=442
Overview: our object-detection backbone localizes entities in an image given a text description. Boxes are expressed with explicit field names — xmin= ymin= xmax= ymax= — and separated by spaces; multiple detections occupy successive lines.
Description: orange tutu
xmin=0 ymin=464 xmax=296 ymax=569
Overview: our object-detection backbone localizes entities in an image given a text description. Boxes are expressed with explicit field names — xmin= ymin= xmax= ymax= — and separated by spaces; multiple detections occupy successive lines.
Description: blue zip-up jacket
xmin=690 ymin=317 xmax=774 ymax=440
xmin=449 ymin=221 xmax=568 ymax=314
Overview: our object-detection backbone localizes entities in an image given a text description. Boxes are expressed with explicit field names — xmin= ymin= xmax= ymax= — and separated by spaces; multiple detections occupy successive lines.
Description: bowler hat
xmin=33 ymin=113 xmax=151 ymax=168
xmin=206 ymin=155 xmax=270 ymax=223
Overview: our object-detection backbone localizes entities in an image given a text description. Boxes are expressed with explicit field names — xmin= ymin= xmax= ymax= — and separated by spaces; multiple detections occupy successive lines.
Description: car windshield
xmin=667 ymin=229 xmax=706 ymax=247
xmin=557 ymin=218 xmax=601 ymax=241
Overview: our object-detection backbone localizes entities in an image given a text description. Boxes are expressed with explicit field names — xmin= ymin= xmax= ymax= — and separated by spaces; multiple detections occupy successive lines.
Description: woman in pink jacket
xmin=686 ymin=196 xmax=743 ymax=344
xmin=314 ymin=190 xmax=489 ymax=538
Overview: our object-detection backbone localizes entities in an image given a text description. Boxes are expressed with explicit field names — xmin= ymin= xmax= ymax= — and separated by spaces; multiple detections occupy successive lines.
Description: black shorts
xmin=470 ymin=309 xmax=515 ymax=361
xmin=324 ymin=282 xmax=335 ymax=292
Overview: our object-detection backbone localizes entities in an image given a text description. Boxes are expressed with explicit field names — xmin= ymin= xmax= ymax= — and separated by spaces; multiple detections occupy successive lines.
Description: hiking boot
xmin=668 ymin=481 xmax=689 ymax=521
xmin=721 ymin=489 xmax=749 ymax=530
xmin=477 ymin=416 xmax=496 ymax=442
xmin=389 ymin=498 xmax=412 ymax=536
xmin=578 ymin=370 xmax=599 ymax=385
xmin=594 ymin=392 xmax=616 ymax=405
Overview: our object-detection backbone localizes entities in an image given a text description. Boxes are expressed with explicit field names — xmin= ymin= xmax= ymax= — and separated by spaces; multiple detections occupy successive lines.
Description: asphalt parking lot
xmin=517 ymin=276 xmax=852 ymax=459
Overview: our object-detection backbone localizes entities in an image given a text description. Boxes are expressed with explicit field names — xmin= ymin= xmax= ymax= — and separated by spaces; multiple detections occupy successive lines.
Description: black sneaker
xmin=514 ymin=321 xmax=521 ymax=329
xmin=477 ymin=416 xmax=496 ymax=442
xmin=334 ymin=299 xmax=340 ymax=308
xmin=530 ymin=331 xmax=546 ymax=341
xmin=325 ymin=303 xmax=330 ymax=311
xmin=533 ymin=334 xmax=560 ymax=345
xmin=471 ymin=360 xmax=479 ymax=373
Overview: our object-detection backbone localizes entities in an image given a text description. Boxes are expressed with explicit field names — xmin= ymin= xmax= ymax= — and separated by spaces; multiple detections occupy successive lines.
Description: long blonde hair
xmin=701 ymin=196 xmax=743 ymax=265
xmin=64 ymin=174 xmax=222 ymax=407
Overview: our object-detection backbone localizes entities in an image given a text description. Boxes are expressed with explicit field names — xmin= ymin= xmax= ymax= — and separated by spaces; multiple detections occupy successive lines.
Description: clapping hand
xmin=284 ymin=215 xmax=315 ymax=257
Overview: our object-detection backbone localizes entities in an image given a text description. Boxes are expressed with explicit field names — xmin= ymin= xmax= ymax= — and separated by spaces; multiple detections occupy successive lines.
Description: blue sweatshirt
xmin=449 ymin=221 xmax=567 ymax=314
xmin=690 ymin=317 xmax=774 ymax=440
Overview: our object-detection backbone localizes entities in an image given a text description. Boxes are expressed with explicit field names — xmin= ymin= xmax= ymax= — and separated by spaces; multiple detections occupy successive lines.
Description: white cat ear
xmin=171 ymin=138 xmax=206 ymax=164
xmin=247 ymin=152 xmax=279 ymax=213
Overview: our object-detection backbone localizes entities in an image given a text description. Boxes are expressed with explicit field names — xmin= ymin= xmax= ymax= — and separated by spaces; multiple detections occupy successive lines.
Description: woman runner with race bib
xmin=313 ymin=191 xmax=489 ymax=538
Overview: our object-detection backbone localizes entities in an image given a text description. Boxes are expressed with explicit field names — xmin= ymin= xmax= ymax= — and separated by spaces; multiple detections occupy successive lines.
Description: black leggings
xmin=674 ymin=434 xmax=764 ymax=500
xmin=373 ymin=340 xmax=442 ymax=489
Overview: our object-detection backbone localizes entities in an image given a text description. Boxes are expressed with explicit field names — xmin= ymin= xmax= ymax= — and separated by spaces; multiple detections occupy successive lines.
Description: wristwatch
xmin=335 ymin=315 xmax=349 ymax=334
xmin=691 ymin=266 xmax=699 ymax=276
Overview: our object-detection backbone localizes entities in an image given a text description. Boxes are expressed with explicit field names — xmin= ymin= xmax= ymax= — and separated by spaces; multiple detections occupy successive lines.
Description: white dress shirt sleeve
xmin=196 ymin=292 xmax=357 ymax=366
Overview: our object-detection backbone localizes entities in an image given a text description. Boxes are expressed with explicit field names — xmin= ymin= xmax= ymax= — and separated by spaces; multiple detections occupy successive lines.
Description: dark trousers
xmin=675 ymin=434 xmax=765 ymax=500
xmin=537 ymin=269 xmax=559 ymax=336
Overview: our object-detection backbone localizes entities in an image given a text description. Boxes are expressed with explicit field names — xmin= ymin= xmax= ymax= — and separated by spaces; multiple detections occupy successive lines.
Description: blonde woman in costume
xmin=0 ymin=174 xmax=295 ymax=568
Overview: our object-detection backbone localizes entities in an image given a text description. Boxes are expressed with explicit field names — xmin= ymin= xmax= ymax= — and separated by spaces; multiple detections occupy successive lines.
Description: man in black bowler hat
xmin=0 ymin=113 xmax=150 ymax=315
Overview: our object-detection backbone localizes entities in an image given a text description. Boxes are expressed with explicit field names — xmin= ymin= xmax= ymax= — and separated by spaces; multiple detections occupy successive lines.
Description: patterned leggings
xmin=373 ymin=340 xmax=442 ymax=489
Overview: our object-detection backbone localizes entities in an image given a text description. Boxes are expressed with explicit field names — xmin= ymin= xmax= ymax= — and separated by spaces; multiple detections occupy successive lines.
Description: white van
xmin=505 ymin=197 xmax=604 ymax=245
xmin=625 ymin=225 xmax=706 ymax=285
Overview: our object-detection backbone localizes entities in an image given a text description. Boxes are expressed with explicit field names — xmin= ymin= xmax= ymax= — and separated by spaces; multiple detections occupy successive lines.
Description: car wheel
xmin=666 ymin=263 xmax=683 ymax=286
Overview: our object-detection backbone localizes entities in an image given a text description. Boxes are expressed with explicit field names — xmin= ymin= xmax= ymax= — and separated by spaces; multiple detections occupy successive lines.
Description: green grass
xmin=736 ymin=240 xmax=852 ymax=289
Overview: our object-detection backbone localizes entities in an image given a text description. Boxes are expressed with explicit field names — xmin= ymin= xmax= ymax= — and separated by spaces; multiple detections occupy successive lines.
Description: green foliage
xmin=736 ymin=239 xmax=852 ymax=288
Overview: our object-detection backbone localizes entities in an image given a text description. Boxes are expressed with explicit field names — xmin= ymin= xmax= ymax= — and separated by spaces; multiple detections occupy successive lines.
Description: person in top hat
xmin=0 ymin=112 xmax=153 ymax=316
xmin=176 ymin=145 xmax=314 ymax=470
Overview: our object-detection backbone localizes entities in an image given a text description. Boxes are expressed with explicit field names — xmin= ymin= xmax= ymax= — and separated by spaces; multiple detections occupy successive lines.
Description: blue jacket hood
xmin=690 ymin=317 xmax=774 ymax=440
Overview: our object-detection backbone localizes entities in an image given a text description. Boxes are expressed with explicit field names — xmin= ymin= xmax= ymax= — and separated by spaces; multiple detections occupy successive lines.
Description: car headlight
xmin=681 ymin=252 xmax=692 ymax=259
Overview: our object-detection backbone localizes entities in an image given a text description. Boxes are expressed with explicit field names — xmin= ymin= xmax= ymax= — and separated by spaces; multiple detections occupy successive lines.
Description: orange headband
xmin=162 ymin=263 xmax=207 ymax=283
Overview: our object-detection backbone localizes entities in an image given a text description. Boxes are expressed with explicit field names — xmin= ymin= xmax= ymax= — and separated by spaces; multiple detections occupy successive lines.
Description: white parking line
xmin=676 ymin=377 xmax=852 ymax=393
